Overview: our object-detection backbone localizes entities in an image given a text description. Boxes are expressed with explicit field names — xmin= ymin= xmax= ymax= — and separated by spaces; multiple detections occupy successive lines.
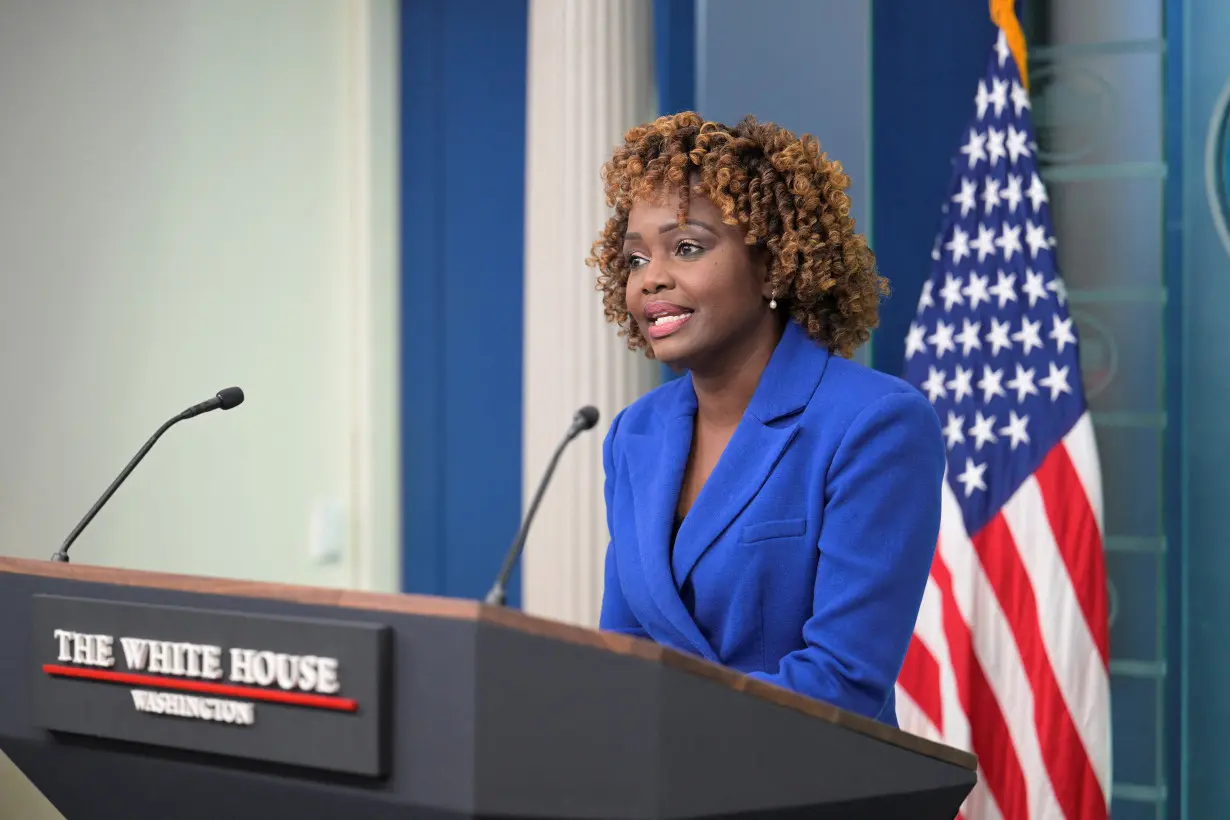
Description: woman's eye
xmin=676 ymin=239 xmax=703 ymax=257
xmin=626 ymin=253 xmax=648 ymax=270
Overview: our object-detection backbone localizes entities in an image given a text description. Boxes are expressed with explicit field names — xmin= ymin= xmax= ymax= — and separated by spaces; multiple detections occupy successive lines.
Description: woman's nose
xmin=639 ymin=258 xmax=672 ymax=294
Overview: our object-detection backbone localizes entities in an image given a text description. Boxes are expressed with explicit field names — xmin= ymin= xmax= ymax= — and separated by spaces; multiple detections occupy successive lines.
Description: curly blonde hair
xmin=587 ymin=112 xmax=886 ymax=359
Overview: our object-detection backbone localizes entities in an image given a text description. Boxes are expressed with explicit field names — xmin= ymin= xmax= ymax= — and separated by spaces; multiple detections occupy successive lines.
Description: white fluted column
xmin=521 ymin=0 xmax=659 ymax=627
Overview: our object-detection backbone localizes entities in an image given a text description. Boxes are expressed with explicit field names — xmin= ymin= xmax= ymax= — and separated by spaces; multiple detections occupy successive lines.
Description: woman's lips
xmin=647 ymin=311 xmax=693 ymax=339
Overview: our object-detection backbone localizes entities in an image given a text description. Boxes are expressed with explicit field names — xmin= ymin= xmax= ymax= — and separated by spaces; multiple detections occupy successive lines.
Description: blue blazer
xmin=599 ymin=320 xmax=946 ymax=726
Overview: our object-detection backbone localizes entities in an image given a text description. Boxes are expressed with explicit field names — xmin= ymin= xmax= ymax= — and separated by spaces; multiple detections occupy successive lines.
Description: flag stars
xmin=947 ymin=365 xmax=975 ymax=403
xmin=1013 ymin=316 xmax=1044 ymax=355
xmin=1002 ymin=174 xmax=1024 ymax=213
xmin=968 ymin=411 xmax=999 ymax=451
xmin=946 ymin=226 xmax=972 ymax=264
xmin=996 ymin=222 xmax=1023 ymax=260
xmin=953 ymin=177 xmax=978 ymax=217
xmin=1007 ymin=363 xmax=1039 ymax=403
xmin=985 ymin=317 xmax=1014 ymax=355
xmin=905 ymin=322 xmax=928 ymax=360
xmin=964 ymin=272 xmax=991 ymax=310
xmin=928 ymin=320 xmax=957 ymax=357
xmin=922 ymin=367 xmax=948 ymax=403
xmin=1049 ymin=315 xmax=1077 ymax=353
xmin=961 ymin=129 xmax=987 ymax=169
xmin=999 ymin=410 xmax=1030 ymax=450
xmin=970 ymin=223 xmax=998 ymax=262
xmin=986 ymin=127 xmax=1007 ymax=167
xmin=981 ymin=178 xmax=1003 ymax=214
xmin=1039 ymin=362 xmax=1073 ymax=401
xmin=1026 ymin=172 xmax=1048 ymax=212
xmin=978 ymin=365 xmax=1007 ymax=403
xmin=1025 ymin=220 xmax=1051 ymax=259
xmin=989 ymin=271 xmax=1018 ymax=308
xmin=1047 ymin=277 xmax=1068 ymax=305
xmin=955 ymin=319 xmax=983 ymax=356
xmin=956 ymin=457 xmax=988 ymax=498
xmin=994 ymin=30 xmax=1011 ymax=67
xmin=943 ymin=412 xmax=966 ymax=450
xmin=940 ymin=273 xmax=965 ymax=311
xmin=975 ymin=80 xmax=992 ymax=121
xmin=1022 ymin=269 xmax=1050 ymax=307
xmin=989 ymin=77 xmax=1009 ymax=118
xmin=1010 ymin=80 xmax=1031 ymax=117
xmin=1006 ymin=125 xmax=1031 ymax=164
xmin=904 ymin=39 xmax=1086 ymax=528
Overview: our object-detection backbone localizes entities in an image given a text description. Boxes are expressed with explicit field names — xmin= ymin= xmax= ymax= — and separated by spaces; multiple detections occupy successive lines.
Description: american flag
xmin=894 ymin=29 xmax=1112 ymax=820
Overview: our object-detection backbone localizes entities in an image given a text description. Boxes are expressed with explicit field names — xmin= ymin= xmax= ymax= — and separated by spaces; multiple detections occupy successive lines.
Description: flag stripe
xmin=963 ymin=781 xmax=1006 ymax=820
xmin=930 ymin=541 xmax=1028 ymax=819
xmin=972 ymin=514 xmax=1106 ymax=820
xmin=899 ymin=634 xmax=945 ymax=731
xmin=895 ymin=678 xmax=942 ymax=742
xmin=1060 ymin=412 xmax=1104 ymax=534
xmin=941 ymin=483 xmax=1064 ymax=819
xmin=905 ymin=573 xmax=970 ymax=747
xmin=1007 ymin=470 xmax=1112 ymax=800
xmin=1036 ymin=436 xmax=1111 ymax=666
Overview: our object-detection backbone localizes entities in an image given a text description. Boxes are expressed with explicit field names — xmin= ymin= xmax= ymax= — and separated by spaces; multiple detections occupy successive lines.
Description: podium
xmin=0 ymin=557 xmax=976 ymax=819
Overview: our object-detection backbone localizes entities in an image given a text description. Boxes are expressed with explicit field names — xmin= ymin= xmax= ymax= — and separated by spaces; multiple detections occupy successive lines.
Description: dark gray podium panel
xmin=0 ymin=570 xmax=975 ymax=819
xmin=472 ymin=628 xmax=973 ymax=819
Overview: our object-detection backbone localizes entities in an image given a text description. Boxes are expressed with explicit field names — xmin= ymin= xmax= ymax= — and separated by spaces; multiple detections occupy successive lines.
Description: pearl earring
xmin=769 ymin=295 xmax=778 ymax=310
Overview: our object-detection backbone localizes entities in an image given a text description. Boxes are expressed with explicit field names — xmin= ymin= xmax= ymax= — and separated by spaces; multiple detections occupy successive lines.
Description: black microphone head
xmin=216 ymin=386 xmax=245 ymax=410
xmin=575 ymin=405 xmax=600 ymax=431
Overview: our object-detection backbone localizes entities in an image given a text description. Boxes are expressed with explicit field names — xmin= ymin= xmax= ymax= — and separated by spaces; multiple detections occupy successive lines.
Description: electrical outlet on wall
xmin=308 ymin=500 xmax=349 ymax=565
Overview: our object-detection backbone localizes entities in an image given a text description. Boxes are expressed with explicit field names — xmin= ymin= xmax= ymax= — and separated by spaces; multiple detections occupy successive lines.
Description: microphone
xmin=50 ymin=387 xmax=246 ymax=563
xmin=484 ymin=405 xmax=600 ymax=607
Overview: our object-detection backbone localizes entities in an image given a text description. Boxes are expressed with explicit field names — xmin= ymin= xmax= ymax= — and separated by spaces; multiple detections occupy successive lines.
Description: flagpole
xmin=989 ymin=0 xmax=1030 ymax=89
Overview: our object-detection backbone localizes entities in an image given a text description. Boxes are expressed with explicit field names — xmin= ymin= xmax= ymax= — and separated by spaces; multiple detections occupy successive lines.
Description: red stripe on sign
xmin=42 ymin=664 xmax=358 ymax=712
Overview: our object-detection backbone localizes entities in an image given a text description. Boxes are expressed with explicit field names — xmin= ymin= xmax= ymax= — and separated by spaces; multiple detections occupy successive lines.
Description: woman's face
xmin=623 ymin=188 xmax=774 ymax=373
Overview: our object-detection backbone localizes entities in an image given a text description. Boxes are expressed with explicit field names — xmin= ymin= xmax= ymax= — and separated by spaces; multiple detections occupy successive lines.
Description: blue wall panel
xmin=654 ymin=0 xmax=695 ymax=385
xmin=1163 ymin=1 xmax=1184 ymax=816
xmin=1177 ymin=0 xmax=1230 ymax=812
xmin=695 ymin=0 xmax=871 ymax=238
xmin=870 ymin=0 xmax=996 ymax=378
xmin=693 ymin=0 xmax=872 ymax=365
xmin=654 ymin=0 xmax=695 ymax=117
xmin=399 ymin=0 xmax=527 ymax=604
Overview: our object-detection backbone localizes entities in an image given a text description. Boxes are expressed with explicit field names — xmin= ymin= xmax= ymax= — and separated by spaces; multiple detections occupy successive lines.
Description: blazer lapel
xmin=622 ymin=393 xmax=719 ymax=661
xmin=671 ymin=420 xmax=799 ymax=585
xmin=672 ymin=320 xmax=830 ymax=586
xmin=615 ymin=321 xmax=831 ymax=659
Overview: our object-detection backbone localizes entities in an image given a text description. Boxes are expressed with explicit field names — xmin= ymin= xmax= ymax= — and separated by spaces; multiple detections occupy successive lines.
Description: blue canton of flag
xmin=903 ymin=32 xmax=1086 ymax=538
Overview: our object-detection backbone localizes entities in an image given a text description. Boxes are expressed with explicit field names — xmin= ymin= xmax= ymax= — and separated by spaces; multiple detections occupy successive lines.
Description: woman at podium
xmin=590 ymin=112 xmax=946 ymax=728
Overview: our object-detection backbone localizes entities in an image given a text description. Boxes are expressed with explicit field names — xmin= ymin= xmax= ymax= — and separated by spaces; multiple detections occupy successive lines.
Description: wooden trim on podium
xmin=0 ymin=557 xmax=977 ymax=772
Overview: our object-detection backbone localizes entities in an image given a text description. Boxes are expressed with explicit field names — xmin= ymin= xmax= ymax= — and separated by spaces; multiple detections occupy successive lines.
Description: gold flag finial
xmin=990 ymin=0 xmax=1029 ymax=89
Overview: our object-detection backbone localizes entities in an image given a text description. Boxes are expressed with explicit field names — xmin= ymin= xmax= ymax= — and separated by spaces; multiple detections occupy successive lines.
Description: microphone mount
xmin=51 ymin=387 xmax=245 ymax=563
xmin=484 ymin=405 xmax=600 ymax=607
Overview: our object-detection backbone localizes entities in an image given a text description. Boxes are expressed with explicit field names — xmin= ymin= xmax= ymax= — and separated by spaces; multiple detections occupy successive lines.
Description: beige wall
xmin=0 ymin=0 xmax=399 ymax=813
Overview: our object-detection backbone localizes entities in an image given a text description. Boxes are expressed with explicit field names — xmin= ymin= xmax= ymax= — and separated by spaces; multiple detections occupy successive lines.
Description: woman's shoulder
xmin=824 ymin=353 xmax=924 ymax=396
xmin=804 ymin=356 xmax=946 ymax=486
xmin=808 ymin=354 xmax=941 ymax=435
